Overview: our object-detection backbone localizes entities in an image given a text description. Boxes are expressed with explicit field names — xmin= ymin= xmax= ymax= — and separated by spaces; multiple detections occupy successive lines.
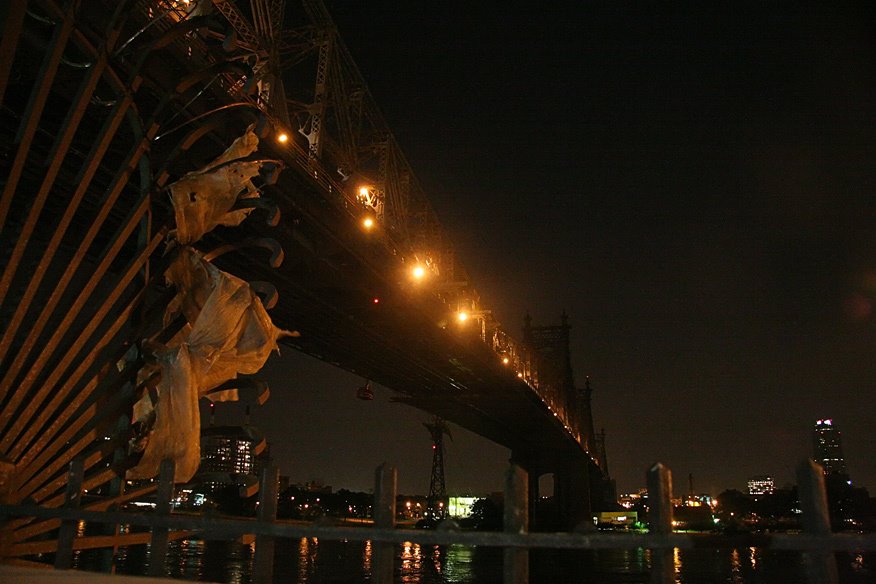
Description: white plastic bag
xmin=127 ymin=249 xmax=293 ymax=482
xmin=168 ymin=127 xmax=266 ymax=244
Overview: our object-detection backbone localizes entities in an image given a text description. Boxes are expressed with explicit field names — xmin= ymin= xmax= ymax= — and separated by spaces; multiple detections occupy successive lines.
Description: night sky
xmin=213 ymin=1 xmax=876 ymax=498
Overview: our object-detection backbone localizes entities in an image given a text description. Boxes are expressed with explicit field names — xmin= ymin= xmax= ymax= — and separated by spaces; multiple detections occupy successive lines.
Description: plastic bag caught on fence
xmin=168 ymin=127 xmax=266 ymax=244
xmin=126 ymin=346 xmax=201 ymax=481
xmin=128 ymin=249 xmax=294 ymax=482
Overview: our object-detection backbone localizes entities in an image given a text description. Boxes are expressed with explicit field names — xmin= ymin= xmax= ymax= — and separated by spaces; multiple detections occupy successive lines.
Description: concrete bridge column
xmin=554 ymin=459 xmax=592 ymax=530
xmin=509 ymin=451 xmax=545 ymax=529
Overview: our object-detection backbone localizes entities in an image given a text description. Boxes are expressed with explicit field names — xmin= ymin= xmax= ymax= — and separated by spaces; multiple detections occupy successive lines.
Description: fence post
xmin=503 ymin=463 xmax=529 ymax=584
xmin=148 ymin=458 xmax=175 ymax=577
xmin=372 ymin=463 xmax=397 ymax=584
xmin=54 ymin=457 xmax=84 ymax=569
xmin=796 ymin=459 xmax=839 ymax=584
xmin=99 ymin=413 xmax=130 ymax=573
xmin=253 ymin=464 xmax=279 ymax=583
xmin=647 ymin=462 xmax=673 ymax=584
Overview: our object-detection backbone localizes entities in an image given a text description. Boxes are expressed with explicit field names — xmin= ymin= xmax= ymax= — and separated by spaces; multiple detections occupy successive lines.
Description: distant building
xmin=618 ymin=490 xmax=646 ymax=509
xmin=447 ymin=496 xmax=478 ymax=519
xmin=198 ymin=424 xmax=264 ymax=495
xmin=747 ymin=475 xmax=775 ymax=496
xmin=682 ymin=494 xmax=715 ymax=507
xmin=597 ymin=510 xmax=638 ymax=527
xmin=813 ymin=419 xmax=847 ymax=476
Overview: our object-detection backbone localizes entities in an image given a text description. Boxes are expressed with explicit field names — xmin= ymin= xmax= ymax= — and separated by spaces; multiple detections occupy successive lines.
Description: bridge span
xmin=0 ymin=0 xmax=612 ymax=546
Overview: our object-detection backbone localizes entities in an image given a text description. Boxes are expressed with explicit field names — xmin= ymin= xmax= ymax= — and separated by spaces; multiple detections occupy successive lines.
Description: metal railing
xmin=2 ymin=458 xmax=874 ymax=583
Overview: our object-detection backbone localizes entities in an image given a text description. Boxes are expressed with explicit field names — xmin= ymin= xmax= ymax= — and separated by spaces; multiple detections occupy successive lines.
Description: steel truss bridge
xmin=0 ymin=0 xmax=610 ymax=559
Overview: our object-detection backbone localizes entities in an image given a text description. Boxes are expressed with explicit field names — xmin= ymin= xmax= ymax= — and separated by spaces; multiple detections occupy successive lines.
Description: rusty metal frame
xmin=0 ymin=0 xmax=282 ymax=559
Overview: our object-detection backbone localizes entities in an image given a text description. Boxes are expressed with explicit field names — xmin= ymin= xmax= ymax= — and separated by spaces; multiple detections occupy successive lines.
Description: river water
xmin=97 ymin=536 xmax=875 ymax=583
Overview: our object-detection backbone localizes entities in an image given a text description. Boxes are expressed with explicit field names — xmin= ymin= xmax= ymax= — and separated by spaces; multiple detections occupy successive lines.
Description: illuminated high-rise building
xmin=747 ymin=475 xmax=775 ymax=496
xmin=198 ymin=424 xmax=264 ymax=494
xmin=813 ymin=419 xmax=847 ymax=476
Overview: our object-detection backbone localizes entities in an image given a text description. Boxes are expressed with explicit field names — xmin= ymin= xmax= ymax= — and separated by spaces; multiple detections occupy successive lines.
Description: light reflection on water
xmin=730 ymin=547 xmax=742 ymax=582
xmin=400 ymin=541 xmax=423 ymax=582
xmin=92 ymin=536 xmax=875 ymax=583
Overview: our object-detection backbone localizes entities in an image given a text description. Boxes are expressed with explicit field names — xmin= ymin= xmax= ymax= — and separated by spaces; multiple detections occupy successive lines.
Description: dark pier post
xmin=372 ymin=463 xmax=397 ymax=584
xmin=98 ymin=414 xmax=130 ymax=573
xmin=647 ymin=462 xmax=673 ymax=584
xmin=148 ymin=458 xmax=175 ymax=577
xmin=503 ymin=463 xmax=529 ymax=584
xmin=797 ymin=459 xmax=839 ymax=584
xmin=254 ymin=464 xmax=279 ymax=582
xmin=54 ymin=457 xmax=84 ymax=569
xmin=527 ymin=471 xmax=540 ymax=530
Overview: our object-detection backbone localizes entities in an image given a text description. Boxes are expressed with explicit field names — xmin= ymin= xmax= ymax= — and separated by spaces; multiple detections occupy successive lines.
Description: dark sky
xmin=217 ymin=2 xmax=876 ymax=498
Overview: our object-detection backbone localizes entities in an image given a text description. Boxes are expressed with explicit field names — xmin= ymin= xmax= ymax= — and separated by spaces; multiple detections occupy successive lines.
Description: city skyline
xmin=211 ymin=350 xmax=871 ymax=497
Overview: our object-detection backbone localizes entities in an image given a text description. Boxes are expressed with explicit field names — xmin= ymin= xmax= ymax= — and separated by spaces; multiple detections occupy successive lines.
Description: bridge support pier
xmin=554 ymin=459 xmax=592 ymax=530
xmin=511 ymin=451 xmax=594 ymax=531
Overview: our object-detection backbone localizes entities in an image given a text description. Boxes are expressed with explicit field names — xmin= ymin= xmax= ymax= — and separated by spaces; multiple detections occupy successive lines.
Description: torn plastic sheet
xmin=168 ymin=127 xmax=266 ymax=245
xmin=128 ymin=248 xmax=294 ymax=482
xmin=126 ymin=346 xmax=200 ymax=481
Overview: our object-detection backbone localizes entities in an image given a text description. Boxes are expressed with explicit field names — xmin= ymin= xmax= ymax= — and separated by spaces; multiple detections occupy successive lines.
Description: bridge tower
xmin=424 ymin=417 xmax=451 ymax=519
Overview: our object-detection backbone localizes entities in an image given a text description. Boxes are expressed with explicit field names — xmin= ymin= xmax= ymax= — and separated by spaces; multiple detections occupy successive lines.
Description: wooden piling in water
xmin=503 ymin=463 xmax=529 ymax=584
xmin=796 ymin=459 xmax=839 ymax=584
xmin=647 ymin=462 xmax=673 ymax=584
xmin=147 ymin=458 xmax=174 ymax=577
xmin=372 ymin=463 xmax=397 ymax=584
xmin=253 ymin=464 xmax=279 ymax=582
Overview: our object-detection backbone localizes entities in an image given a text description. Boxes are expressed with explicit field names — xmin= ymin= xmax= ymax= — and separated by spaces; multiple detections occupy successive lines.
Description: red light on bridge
xmin=373 ymin=297 xmax=380 ymax=304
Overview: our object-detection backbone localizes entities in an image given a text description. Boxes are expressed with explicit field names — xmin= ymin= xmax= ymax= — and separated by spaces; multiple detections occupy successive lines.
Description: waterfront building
xmin=813 ymin=419 xmax=847 ymax=476
xmin=618 ymin=490 xmax=646 ymax=509
xmin=447 ymin=496 xmax=478 ymax=519
xmin=747 ymin=475 xmax=775 ymax=496
xmin=198 ymin=424 xmax=264 ymax=495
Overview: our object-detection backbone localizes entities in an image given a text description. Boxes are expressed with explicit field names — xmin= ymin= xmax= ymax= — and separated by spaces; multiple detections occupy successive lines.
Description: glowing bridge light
xmin=412 ymin=265 xmax=426 ymax=280
xmin=362 ymin=216 xmax=375 ymax=229
xmin=276 ymin=132 xmax=289 ymax=144
xmin=502 ymin=357 xmax=509 ymax=365
xmin=359 ymin=186 xmax=370 ymax=198
xmin=457 ymin=311 xmax=469 ymax=322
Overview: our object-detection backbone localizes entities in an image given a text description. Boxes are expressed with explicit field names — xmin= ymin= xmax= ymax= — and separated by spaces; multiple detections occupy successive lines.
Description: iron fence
xmin=2 ymin=459 xmax=874 ymax=583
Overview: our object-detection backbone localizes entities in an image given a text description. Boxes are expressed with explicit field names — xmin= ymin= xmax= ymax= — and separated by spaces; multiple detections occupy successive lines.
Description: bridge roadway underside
xmin=217 ymin=145 xmax=590 ymax=476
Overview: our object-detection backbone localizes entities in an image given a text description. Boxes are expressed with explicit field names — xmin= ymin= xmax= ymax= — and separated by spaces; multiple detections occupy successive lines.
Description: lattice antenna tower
xmin=424 ymin=417 xmax=452 ymax=519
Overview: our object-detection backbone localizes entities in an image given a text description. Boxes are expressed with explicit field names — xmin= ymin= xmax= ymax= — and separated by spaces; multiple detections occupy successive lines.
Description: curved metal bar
xmin=249 ymin=281 xmax=279 ymax=309
xmin=140 ymin=15 xmax=216 ymax=53
xmin=153 ymin=102 xmax=266 ymax=143
xmin=197 ymin=156 xmax=283 ymax=177
xmin=205 ymin=378 xmax=270 ymax=406
xmin=230 ymin=197 xmax=281 ymax=227
xmin=175 ymin=61 xmax=255 ymax=95
xmin=260 ymin=161 xmax=283 ymax=185
xmin=112 ymin=1 xmax=199 ymax=57
xmin=203 ymin=237 xmax=284 ymax=268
